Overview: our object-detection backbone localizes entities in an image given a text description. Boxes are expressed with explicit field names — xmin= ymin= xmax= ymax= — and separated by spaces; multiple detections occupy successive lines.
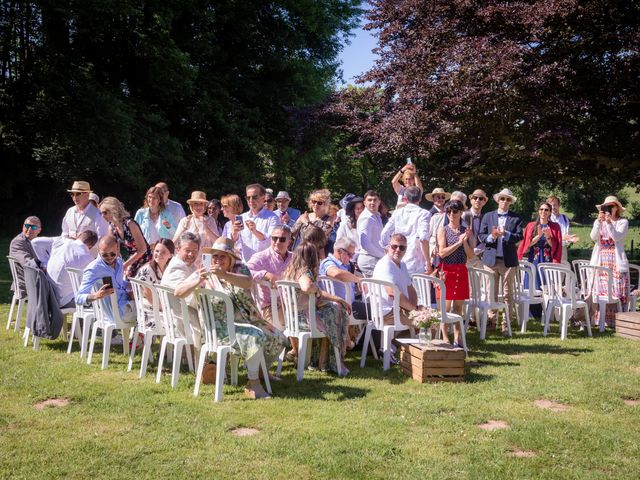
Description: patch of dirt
xmin=229 ymin=427 xmax=260 ymax=437
xmin=478 ymin=420 xmax=510 ymax=431
xmin=631 ymin=366 xmax=640 ymax=374
xmin=509 ymin=448 xmax=536 ymax=458
xmin=507 ymin=353 xmax=526 ymax=359
xmin=34 ymin=398 xmax=70 ymax=410
xmin=623 ymin=398 xmax=640 ymax=406
xmin=534 ymin=399 xmax=570 ymax=412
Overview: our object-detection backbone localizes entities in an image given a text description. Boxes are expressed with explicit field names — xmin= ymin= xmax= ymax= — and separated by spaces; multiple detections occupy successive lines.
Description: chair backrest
xmin=542 ymin=265 xmax=579 ymax=309
xmin=155 ymin=284 xmax=192 ymax=343
xmin=578 ymin=264 xmax=615 ymax=302
xmin=411 ymin=273 xmax=436 ymax=308
xmin=467 ymin=267 xmax=496 ymax=305
xmin=572 ymin=259 xmax=590 ymax=287
xmin=129 ymin=278 xmax=163 ymax=333
xmin=514 ymin=263 xmax=536 ymax=298
xmin=360 ymin=278 xmax=401 ymax=330
xmin=196 ymin=288 xmax=235 ymax=351
xmin=317 ymin=275 xmax=354 ymax=304
xmin=92 ymin=289 xmax=122 ymax=326
xmin=253 ymin=279 xmax=282 ymax=330
xmin=276 ymin=280 xmax=318 ymax=336
xmin=7 ymin=255 xmax=26 ymax=299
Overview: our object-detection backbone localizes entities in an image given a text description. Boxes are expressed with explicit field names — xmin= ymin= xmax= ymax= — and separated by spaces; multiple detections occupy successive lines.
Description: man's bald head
xmin=98 ymin=235 xmax=118 ymax=250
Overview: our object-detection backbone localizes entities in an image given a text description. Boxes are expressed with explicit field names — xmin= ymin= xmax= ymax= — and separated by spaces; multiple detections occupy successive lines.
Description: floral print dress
xmin=111 ymin=218 xmax=152 ymax=278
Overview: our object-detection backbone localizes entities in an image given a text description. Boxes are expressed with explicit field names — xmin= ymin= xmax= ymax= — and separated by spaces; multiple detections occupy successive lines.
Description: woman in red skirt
xmin=437 ymin=200 xmax=474 ymax=346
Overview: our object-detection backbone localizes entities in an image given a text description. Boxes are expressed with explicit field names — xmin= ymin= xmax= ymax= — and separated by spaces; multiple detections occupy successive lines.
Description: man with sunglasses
xmin=232 ymin=183 xmax=280 ymax=263
xmin=463 ymin=189 xmax=489 ymax=267
xmin=478 ymin=188 xmax=524 ymax=333
xmin=9 ymin=216 xmax=44 ymax=297
xmin=246 ymin=225 xmax=293 ymax=325
xmin=62 ymin=181 xmax=109 ymax=240
xmin=75 ymin=236 xmax=136 ymax=324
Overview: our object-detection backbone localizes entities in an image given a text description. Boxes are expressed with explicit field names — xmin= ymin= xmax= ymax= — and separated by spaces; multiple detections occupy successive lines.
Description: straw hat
xmin=67 ymin=181 xmax=92 ymax=193
xmin=186 ymin=191 xmax=208 ymax=205
xmin=205 ymin=237 xmax=240 ymax=261
xmin=596 ymin=195 xmax=626 ymax=212
xmin=425 ymin=187 xmax=451 ymax=202
xmin=493 ymin=188 xmax=518 ymax=203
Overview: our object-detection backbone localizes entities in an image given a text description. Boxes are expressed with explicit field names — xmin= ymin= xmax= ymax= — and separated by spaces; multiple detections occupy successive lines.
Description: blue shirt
xmin=76 ymin=256 xmax=130 ymax=319
xmin=319 ymin=254 xmax=355 ymax=301
xmin=275 ymin=207 xmax=301 ymax=227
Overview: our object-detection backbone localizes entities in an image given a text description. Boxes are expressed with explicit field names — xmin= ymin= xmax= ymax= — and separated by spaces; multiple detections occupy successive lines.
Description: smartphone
xmin=601 ymin=205 xmax=612 ymax=214
xmin=406 ymin=157 xmax=412 ymax=164
xmin=235 ymin=214 xmax=244 ymax=228
xmin=202 ymin=253 xmax=212 ymax=271
xmin=101 ymin=276 xmax=113 ymax=289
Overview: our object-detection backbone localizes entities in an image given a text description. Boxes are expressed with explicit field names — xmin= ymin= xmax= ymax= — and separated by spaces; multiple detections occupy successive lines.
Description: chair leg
xmin=543 ymin=303 xmax=554 ymax=337
xmin=139 ymin=334 xmax=154 ymax=378
xmin=156 ymin=338 xmax=168 ymax=383
xmin=67 ymin=314 xmax=78 ymax=354
xmin=598 ymin=300 xmax=607 ymax=332
xmin=297 ymin=334 xmax=309 ymax=381
xmin=520 ymin=302 xmax=529 ymax=333
xmin=382 ymin=327 xmax=394 ymax=371
xmin=214 ymin=348 xmax=229 ymax=402
xmin=479 ymin=309 xmax=488 ymax=340
xmin=276 ymin=347 xmax=285 ymax=377
xmin=260 ymin=353 xmax=272 ymax=394
xmin=171 ymin=341 xmax=184 ymax=389
xmin=193 ymin=347 xmax=208 ymax=397
xmin=87 ymin=322 xmax=98 ymax=365
xmin=230 ymin=355 xmax=238 ymax=385
xmin=121 ymin=328 xmax=130 ymax=357
xmin=459 ymin=320 xmax=468 ymax=354
xmin=7 ymin=296 xmax=17 ymax=330
xmin=23 ymin=327 xmax=31 ymax=347
xmin=360 ymin=323 xmax=373 ymax=368
xmin=80 ymin=317 xmax=93 ymax=359
xmin=33 ymin=336 xmax=40 ymax=351
xmin=15 ymin=299 xmax=25 ymax=332
xmin=333 ymin=346 xmax=344 ymax=376
xmin=560 ymin=305 xmax=571 ymax=340
xmin=186 ymin=346 xmax=194 ymax=372
xmin=582 ymin=306 xmax=592 ymax=337
xmin=504 ymin=309 xmax=512 ymax=337
xmin=127 ymin=328 xmax=139 ymax=371
xmin=102 ymin=325 xmax=114 ymax=370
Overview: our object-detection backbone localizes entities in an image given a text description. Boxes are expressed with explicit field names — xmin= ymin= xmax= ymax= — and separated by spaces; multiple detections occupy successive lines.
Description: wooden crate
xmin=615 ymin=311 xmax=640 ymax=340
xmin=395 ymin=339 xmax=465 ymax=383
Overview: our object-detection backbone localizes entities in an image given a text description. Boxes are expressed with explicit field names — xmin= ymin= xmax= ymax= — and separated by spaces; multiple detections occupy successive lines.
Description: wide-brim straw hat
xmin=67 ymin=181 xmax=92 ymax=193
xmin=204 ymin=237 xmax=240 ymax=261
xmin=186 ymin=191 xmax=208 ymax=205
xmin=493 ymin=188 xmax=518 ymax=203
xmin=425 ymin=187 xmax=451 ymax=202
xmin=596 ymin=195 xmax=626 ymax=212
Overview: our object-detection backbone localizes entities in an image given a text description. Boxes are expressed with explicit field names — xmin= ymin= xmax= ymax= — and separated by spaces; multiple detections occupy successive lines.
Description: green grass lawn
xmin=2 ymin=305 xmax=640 ymax=479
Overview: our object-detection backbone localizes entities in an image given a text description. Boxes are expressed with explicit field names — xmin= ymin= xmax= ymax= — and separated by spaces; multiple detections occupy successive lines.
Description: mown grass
xmin=2 ymin=304 xmax=640 ymax=480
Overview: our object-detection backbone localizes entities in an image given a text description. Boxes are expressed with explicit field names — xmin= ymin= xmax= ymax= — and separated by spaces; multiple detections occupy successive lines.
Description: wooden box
xmin=395 ymin=339 xmax=465 ymax=383
xmin=615 ymin=311 xmax=640 ymax=341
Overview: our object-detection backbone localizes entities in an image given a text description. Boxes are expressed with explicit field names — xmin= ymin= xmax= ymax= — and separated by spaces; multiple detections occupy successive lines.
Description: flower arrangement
xmin=409 ymin=307 xmax=441 ymax=330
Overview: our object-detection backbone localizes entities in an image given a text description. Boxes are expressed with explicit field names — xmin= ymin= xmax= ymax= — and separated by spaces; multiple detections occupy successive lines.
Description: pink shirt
xmin=246 ymin=247 xmax=292 ymax=309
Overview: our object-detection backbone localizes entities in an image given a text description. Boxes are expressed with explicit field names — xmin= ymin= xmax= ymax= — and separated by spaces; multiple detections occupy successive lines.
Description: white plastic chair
xmin=467 ymin=267 xmax=512 ymax=340
xmin=194 ymin=288 xmax=272 ymax=402
xmin=514 ymin=263 xmax=546 ymax=333
xmin=276 ymin=280 xmax=344 ymax=381
xmin=253 ymin=279 xmax=284 ymax=330
xmin=155 ymin=284 xmax=195 ymax=388
xmin=542 ymin=265 xmax=592 ymax=339
xmin=572 ymin=259 xmax=591 ymax=293
xmin=626 ymin=263 xmax=640 ymax=312
xmin=86 ymin=289 xmax=136 ymax=369
xmin=577 ymin=264 xmax=622 ymax=332
xmin=411 ymin=273 xmax=467 ymax=352
xmin=127 ymin=279 xmax=166 ymax=378
xmin=519 ymin=260 xmax=543 ymax=296
xmin=6 ymin=256 xmax=27 ymax=332
xmin=65 ymin=267 xmax=96 ymax=358
xmin=359 ymin=278 xmax=413 ymax=371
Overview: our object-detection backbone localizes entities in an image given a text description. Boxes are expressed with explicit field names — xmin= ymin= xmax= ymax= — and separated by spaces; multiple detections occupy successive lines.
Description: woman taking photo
xmin=517 ymin=201 xmax=562 ymax=289
xmin=135 ymin=186 xmax=177 ymax=244
xmin=135 ymin=239 xmax=175 ymax=326
xmin=99 ymin=196 xmax=151 ymax=278
xmin=590 ymin=195 xmax=629 ymax=328
xmin=219 ymin=194 xmax=244 ymax=240
xmin=283 ymin=242 xmax=350 ymax=375
xmin=391 ymin=161 xmax=423 ymax=207
xmin=173 ymin=191 xmax=220 ymax=249
xmin=436 ymin=200 xmax=473 ymax=346
xmin=292 ymin=189 xmax=336 ymax=252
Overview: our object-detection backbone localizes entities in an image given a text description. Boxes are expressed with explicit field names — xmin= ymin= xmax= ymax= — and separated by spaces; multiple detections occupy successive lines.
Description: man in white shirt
xmin=547 ymin=195 xmax=579 ymax=264
xmin=356 ymin=190 xmax=385 ymax=276
xmin=230 ymin=183 xmax=280 ymax=263
xmin=47 ymin=230 xmax=97 ymax=308
xmin=381 ymin=186 xmax=431 ymax=274
xmin=156 ymin=181 xmax=186 ymax=225
xmin=372 ymin=233 xmax=418 ymax=326
xmin=61 ymin=181 xmax=109 ymax=240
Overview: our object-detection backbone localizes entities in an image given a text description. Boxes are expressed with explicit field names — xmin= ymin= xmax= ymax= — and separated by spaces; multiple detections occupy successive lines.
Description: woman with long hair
xmin=135 ymin=238 xmax=175 ymax=325
xmin=291 ymin=189 xmax=336 ymax=253
xmin=134 ymin=186 xmax=177 ymax=244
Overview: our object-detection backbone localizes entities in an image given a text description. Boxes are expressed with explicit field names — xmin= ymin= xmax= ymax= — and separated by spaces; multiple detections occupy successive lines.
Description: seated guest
xmin=135 ymin=186 xmax=177 ymax=244
xmin=319 ymin=238 xmax=363 ymax=318
xmin=371 ymin=233 xmax=418 ymax=326
xmin=246 ymin=225 xmax=293 ymax=326
xmin=9 ymin=216 xmax=44 ymax=298
xmin=356 ymin=190 xmax=385 ymax=276
xmin=75 ymin=236 xmax=136 ymax=323
xmin=135 ymin=238 xmax=175 ymax=326
xmin=301 ymin=224 xmax=328 ymax=260
xmin=62 ymin=181 xmax=109 ymax=240
xmin=155 ymin=182 xmax=186 ymax=226
xmin=336 ymin=196 xmax=364 ymax=254
xmin=100 ymin=196 xmax=151 ymax=279
xmin=283 ymin=242 xmax=350 ymax=375
xmin=173 ymin=191 xmax=220 ymax=249
xmin=274 ymin=191 xmax=301 ymax=227
xmin=47 ymin=230 xmax=98 ymax=308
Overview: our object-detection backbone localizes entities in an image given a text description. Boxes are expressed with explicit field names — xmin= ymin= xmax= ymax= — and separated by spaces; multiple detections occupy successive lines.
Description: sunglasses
xmin=389 ymin=244 xmax=407 ymax=252
xmin=339 ymin=248 xmax=354 ymax=258
xmin=266 ymin=198 xmax=274 ymax=203
xmin=24 ymin=223 xmax=39 ymax=231
xmin=311 ymin=200 xmax=325 ymax=206
xmin=433 ymin=195 xmax=446 ymax=200
xmin=539 ymin=208 xmax=550 ymax=212
xmin=271 ymin=236 xmax=288 ymax=243
xmin=447 ymin=209 xmax=461 ymax=214
xmin=69 ymin=192 xmax=86 ymax=197
xmin=498 ymin=197 xmax=512 ymax=202
xmin=471 ymin=196 xmax=487 ymax=201
xmin=245 ymin=195 xmax=262 ymax=201
xmin=100 ymin=252 xmax=117 ymax=259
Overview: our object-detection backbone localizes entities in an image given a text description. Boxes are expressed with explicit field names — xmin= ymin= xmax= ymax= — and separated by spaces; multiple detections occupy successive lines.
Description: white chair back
xmin=7 ymin=256 xmax=26 ymax=299
xmin=468 ymin=267 xmax=496 ymax=305
xmin=572 ymin=259 xmax=590 ymax=288
xmin=276 ymin=280 xmax=318 ymax=337
xmin=578 ymin=264 xmax=616 ymax=302
xmin=66 ymin=267 xmax=90 ymax=316
xmin=129 ymin=278 xmax=164 ymax=334
xmin=542 ymin=265 xmax=579 ymax=310
xmin=92 ymin=289 xmax=123 ymax=326
xmin=411 ymin=273 xmax=436 ymax=308
xmin=155 ymin=284 xmax=193 ymax=344
xmin=360 ymin=278 xmax=401 ymax=330
xmin=196 ymin=288 xmax=235 ymax=352
xmin=253 ymin=279 xmax=282 ymax=330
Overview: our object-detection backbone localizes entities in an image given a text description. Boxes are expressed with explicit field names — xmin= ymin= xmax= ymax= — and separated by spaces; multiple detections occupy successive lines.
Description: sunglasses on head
xmin=389 ymin=244 xmax=407 ymax=252
xmin=271 ymin=236 xmax=288 ymax=243
xmin=311 ymin=200 xmax=325 ymax=206
xmin=100 ymin=252 xmax=117 ymax=259
xmin=24 ymin=223 xmax=39 ymax=231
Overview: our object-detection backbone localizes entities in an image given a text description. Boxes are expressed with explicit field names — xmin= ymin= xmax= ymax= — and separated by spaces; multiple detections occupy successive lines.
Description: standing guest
xmin=264 ymin=191 xmax=277 ymax=211
xmin=381 ymin=186 xmax=432 ymax=275
xmin=429 ymin=190 xmax=465 ymax=269
xmin=100 ymin=196 xmax=151 ymax=279
xmin=75 ymin=236 xmax=136 ymax=323
xmin=517 ymin=202 xmax=562 ymax=289
xmin=135 ymin=186 xmax=177 ymax=245
xmin=463 ymin=189 xmax=488 ymax=267
xmin=47 ymin=230 xmax=98 ymax=308
xmin=356 ymin=190 xmax=385 ymax=276
xmin=230 ymin=184 xmax=280 ymax=263
xmin=478 ymin=188 xmax=524 ymax=334
xmin=207 ymin=199 xmax=226 ymax=233
xmin=547 ymin=195 xmax=579 ymax=264
xmin=292 ymin=189 xmax=336 ymax=250
xmin=155 ymin=182 xmax=186 ymax=225
xmin=378 ymin=200 xmax=392 ymax=226
xmin=135 ymin=238 xmax=175 ymax=322
xmin=283 ymin=242 xmax=350 ymax=374
xmin=337 ymin=193 xmax=356 ymax=224
xmin=61 ymin=181 xmax=109 ymax=240
xmin=246 ymin=225 xmax=293 ymax=325
xmin=173 ymin=191 xmax=220 ymax=249
xmin=219 ymin=194 xmax=244 ymax=241
xmin=391 ymin=161 xmax=423 ymax=207
xmin=590 ymin=195 xmax=629 ymax=328
xmin=336 ymin=196 xmax=364 ymax=254
xmin=274 ymin=190 xmax=301 ymax=227
xmin=437 ymin=200 xmax=473 ymax=346
xmin=89 ymin=193 xmax=100 ymax=208
xmin=9 ymin=216 xmax=44 ymax=298
xmin=425 ymin=187 xmax=451 ymax=216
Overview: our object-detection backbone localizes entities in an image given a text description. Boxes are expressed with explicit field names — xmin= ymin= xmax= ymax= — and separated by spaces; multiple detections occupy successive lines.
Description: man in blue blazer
xmin=478 ymin=188 xmax=524 ymax=334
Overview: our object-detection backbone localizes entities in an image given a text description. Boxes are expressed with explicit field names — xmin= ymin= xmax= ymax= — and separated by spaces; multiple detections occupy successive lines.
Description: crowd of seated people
xmin=10 ymin=172 xmax=633 ymax=400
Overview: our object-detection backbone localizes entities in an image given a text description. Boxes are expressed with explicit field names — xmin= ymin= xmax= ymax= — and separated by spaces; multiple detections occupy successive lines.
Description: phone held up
xmin=235 ymin=215 xmax=244 ymax=229
xmin=101 ymin=276 xmax=113 ymax=289
xmin=600 ymin=205 xmax=612 ymax=214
